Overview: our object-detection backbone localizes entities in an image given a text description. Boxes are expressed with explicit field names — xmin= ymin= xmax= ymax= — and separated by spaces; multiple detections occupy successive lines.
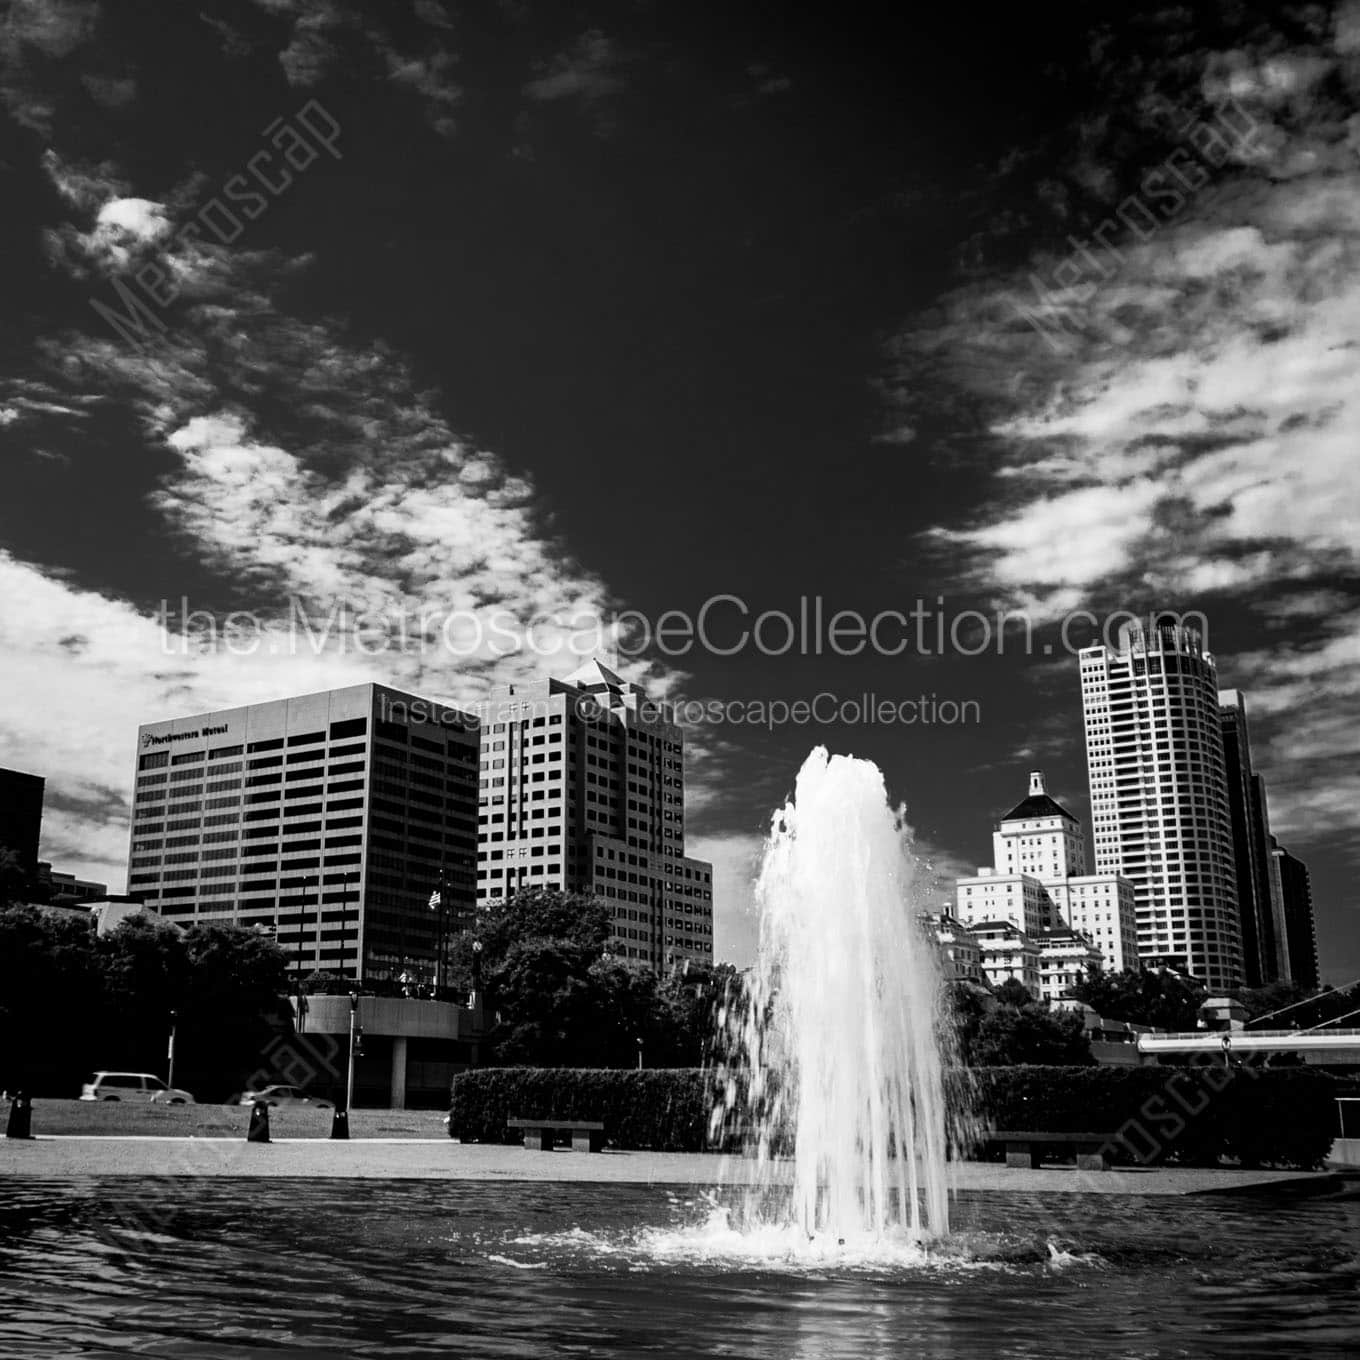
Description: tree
xmin=1068 ymin=967 xmax=1206 ymax=1031
xmin=967 ymin=1003 xmax=1093 ymax=1066
xmin=0 ymin=907 xmax=292 ymax=1099
xmin=0 ymin=905 xmax=104 ymax=1094
xmin=994 ymin=978 xmax=1034 ymax=1009
xmin=0 ymin=846 xmax=29 ymax=909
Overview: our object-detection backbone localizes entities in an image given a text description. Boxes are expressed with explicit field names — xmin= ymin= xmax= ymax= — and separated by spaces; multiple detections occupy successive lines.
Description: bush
xmin=450 ymin=1064 xmax=1339 ymax=1169
xmin=965 ymin=1065 xmax=1337 ymax=1169
xmin=449 ymin=1067 xmax=724 ymax=1151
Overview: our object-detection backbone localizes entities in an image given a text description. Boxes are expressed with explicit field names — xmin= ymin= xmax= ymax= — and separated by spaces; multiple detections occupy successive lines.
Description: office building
xmin=127 ymin=684 xmax=479 ymax=986
xmin=477 ymin=659 xmax=713 ymax=969
xmin=0 ymin=765 xmax=44 ymax=874
xmin=42 ymin=868 xmax=109 ymax=904
xmin=1079 ymin=619 xmax=1244 ymax=991
xmin=1271 ymin=838 xmax=1319 ymax=991
xmin=956 ymin=771 xmax=1138 ymax=973
xmin=1219 ymin=691 xmax=1290 ymax=985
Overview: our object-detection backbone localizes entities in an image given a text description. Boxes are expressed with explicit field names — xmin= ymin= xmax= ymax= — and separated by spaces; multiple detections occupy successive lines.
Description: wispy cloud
xmin=892 ymin=6 xmax=1360 ymax=850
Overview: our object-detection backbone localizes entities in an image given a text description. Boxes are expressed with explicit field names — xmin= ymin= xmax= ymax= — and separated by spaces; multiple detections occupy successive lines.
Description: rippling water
xmin=1 ymin=1179 xmax=1357 ymax=1358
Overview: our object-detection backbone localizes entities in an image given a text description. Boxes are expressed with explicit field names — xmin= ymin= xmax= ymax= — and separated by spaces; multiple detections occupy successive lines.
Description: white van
xmin=80 ymin=1072 xmax=195 ymax=1104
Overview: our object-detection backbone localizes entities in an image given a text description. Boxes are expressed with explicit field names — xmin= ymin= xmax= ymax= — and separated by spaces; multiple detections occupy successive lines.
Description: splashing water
xmin=712 ymin=747 xmax=955 ymax=1246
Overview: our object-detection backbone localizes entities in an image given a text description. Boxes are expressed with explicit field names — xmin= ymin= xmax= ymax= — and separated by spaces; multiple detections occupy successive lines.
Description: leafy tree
xmin=1235 ymin=980 xmax=1309 ymax=1022
xmin=0 ymin=906 xmax=104 ymax=1093
xmin=303 ymin=969 xmax=354 ymax=996
xmin=967 ymin=1003 xmax=1093 ymax=1066
xmin=0 ymin=846 xmax=30 ymax=909
xmin=1068 ymin=966 xmax=1206 ymax=1031
xmin=0 ymin=907 xmax=291 ymax=1099
xmin=994 ymin=978 xmax=1034 ymax=1009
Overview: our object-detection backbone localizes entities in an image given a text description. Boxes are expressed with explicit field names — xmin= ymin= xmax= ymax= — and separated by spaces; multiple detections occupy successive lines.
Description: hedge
xmin=450 ymin=1065 xmax=1339 ymax=1169
xmin=962 ymin=1065 xmax=1338 ymax=1168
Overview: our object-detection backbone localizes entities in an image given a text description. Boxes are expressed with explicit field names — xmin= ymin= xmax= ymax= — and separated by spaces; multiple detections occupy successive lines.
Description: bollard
xmin=329 ymin=1106 xmax=349 ymax=1140
xmin=247 ymin=1099 xmax=271 ymax=1144
xmin=5 ymin=1091 xmax=33 ymax=1140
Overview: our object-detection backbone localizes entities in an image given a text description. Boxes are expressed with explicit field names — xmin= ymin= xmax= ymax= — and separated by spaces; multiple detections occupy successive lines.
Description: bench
xmin=985 ymin=1130 xmax=1114 ymax=1172
xmin=507 ymin=1117 xmax=605 ymax=1152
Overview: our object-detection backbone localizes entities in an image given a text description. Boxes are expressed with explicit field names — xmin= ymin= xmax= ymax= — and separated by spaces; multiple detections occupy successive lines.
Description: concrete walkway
xmin=0 ymin=1137 xmax=1342 ymax=1196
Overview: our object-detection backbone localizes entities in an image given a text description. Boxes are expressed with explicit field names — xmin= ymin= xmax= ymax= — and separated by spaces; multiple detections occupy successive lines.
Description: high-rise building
xmin=0 ymin=765 xmax=45 ymax=875
xmin=955 ymin=772 xmax=1138 ymax=973
xmin=1079 ymin=619 xmax=1243 ymax=991
xmin=1219 ymin=690 xmax=1290 ymax=985
xmin=1271 ymin=838 xmax=1319 ymax=991
xmin=477 ymin=659 xmax=713 ymax=969
xmin=127 ymin=685 xmax=479 ymax=986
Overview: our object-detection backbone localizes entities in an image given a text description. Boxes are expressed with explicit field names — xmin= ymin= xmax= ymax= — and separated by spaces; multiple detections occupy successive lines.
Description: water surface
xmin=2 ymin=1180 xmax=1358 ymax=1358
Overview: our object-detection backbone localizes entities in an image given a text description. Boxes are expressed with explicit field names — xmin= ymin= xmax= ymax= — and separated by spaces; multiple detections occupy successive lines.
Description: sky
xmin=1 ymin=0 xmax=1357 ymax=981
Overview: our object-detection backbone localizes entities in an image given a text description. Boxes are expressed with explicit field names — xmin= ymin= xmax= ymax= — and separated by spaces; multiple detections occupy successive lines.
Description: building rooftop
xmin=999 ymin=770 xmax=1078 ymax=825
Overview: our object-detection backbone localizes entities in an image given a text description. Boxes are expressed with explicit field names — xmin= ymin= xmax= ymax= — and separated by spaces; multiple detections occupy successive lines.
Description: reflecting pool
xmin=1 ymin=1179 xmax=1357 ymax=1358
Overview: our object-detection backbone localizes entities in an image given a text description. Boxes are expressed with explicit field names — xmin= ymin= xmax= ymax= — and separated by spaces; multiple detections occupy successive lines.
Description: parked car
xmin=237 ymin=1084 xmax=334 ymax=1110
xmin=80 ymin=1072 xmax=196 ymax=1104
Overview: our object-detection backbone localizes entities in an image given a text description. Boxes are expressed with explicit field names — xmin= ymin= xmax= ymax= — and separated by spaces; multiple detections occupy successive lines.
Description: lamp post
xmin=293 ymin=888 xmax=307 ymax=1034
xmin=167 ymin=1009 xmax=178 ymax=1089
xmin=428 ymin=870 xmax=450 ymax=1000
xmin=347 ymin=992 xmax=360 ymax=1111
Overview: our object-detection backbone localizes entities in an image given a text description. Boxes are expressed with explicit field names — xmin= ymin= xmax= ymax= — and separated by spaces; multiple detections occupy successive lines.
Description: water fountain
xmin=713 ymin=746 xmax=957 ymax=1246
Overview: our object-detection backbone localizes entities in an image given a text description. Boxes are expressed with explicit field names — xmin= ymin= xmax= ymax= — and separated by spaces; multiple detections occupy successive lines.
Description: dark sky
xmin=1 ymin=0 xmax=1357 ymax=982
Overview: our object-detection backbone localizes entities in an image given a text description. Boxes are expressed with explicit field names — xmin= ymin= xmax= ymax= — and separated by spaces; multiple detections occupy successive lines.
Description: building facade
xmin=1035 ymin=928 xmax=1104 ymax=1005
xmin=991 ymin=771 xmax=1088 ymax=879
xmin=127 ymin=684 xmax=479 ymax=987
xmin=928 ymin=912 xmax=984 ymax=983
xmin=477 ymin=659 xmax=713 ymax=969
xmin=1080 ymin=620 xmax=1244 ymax=991
xmin=1045 ymin=875 xmax=1139 ymax=973
xmin=0 ymin=765 xmax=44 ymax=875
xmin=1219 ymin=690 xmax=1290 ymax=985
xmin=1271 ymin=838 xmax=1320 ymax=991
xmin=969 ymin=919 xmax=1041 ymax=995
xmin=954 ymin=869 xmax=1050 ymax=936
xmin=956 ymin=771 xmax=1137 ymax=974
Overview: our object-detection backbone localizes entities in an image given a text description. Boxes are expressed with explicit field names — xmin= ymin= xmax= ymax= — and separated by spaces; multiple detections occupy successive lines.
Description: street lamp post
xmin=293 ymin=889 xmax=307 ymax=1034
xmin=347 ymin=992 xmax=360 ymax=1110
xmin=167 ymin=1009 xmax=178 ymax=1089
xmin=428 ymin=870 xmax=450 ymax=1000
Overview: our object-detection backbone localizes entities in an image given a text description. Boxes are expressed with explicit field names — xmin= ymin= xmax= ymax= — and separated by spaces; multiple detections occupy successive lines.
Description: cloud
xmin=522 ymin=28 xmax=629 ymax=136
xmin=0 ymin=105 xmax=692 ymax=891
xmin=891 ymin=10 xmax=1360 ymax=853
xmin=0 ymin=0 xmax=100 ymax=131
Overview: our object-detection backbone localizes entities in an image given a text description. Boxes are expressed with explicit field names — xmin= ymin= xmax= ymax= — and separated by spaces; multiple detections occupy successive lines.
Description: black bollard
xmin=5 ymin=1091 xmax=33 ymax=1140
xmin=329 ymin=1106 xmax=349 ymax=1140
xmin=247 ymin=1099 xmax=271 ymax=1144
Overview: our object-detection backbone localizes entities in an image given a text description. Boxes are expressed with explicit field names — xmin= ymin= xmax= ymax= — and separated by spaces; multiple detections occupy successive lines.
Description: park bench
xmin=986 ymin=1130 xmax=1114 ymax=1172
xmin=507 ymin=1116 xmax=605 ymax=1152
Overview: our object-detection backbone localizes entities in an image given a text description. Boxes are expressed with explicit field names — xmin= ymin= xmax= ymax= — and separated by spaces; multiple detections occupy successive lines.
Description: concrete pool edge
xmin=0 ymin=1138 xmax=1346 ymax=1197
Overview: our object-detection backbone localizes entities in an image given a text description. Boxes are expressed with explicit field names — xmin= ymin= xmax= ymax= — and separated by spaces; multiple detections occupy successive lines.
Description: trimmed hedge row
xmin=961 ymin=1065 xmax=1337 ymax=1168
xmin=448 ymin=1067 xmax=721 ymax=1152
xmin=450 ymin=1065 xmax=1338 ymax=1168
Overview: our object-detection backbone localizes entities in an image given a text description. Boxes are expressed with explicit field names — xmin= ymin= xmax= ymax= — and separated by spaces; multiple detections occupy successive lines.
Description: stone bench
xmin=507 ymin=1117 xmax=605 ymax=1152
xmin=986 ymin=1130 xmax=1114 ymax=1172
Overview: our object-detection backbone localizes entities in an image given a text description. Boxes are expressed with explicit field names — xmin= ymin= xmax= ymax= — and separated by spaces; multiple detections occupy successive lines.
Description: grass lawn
xmin=25 ymin=1099 xmax=448 ymax=1140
